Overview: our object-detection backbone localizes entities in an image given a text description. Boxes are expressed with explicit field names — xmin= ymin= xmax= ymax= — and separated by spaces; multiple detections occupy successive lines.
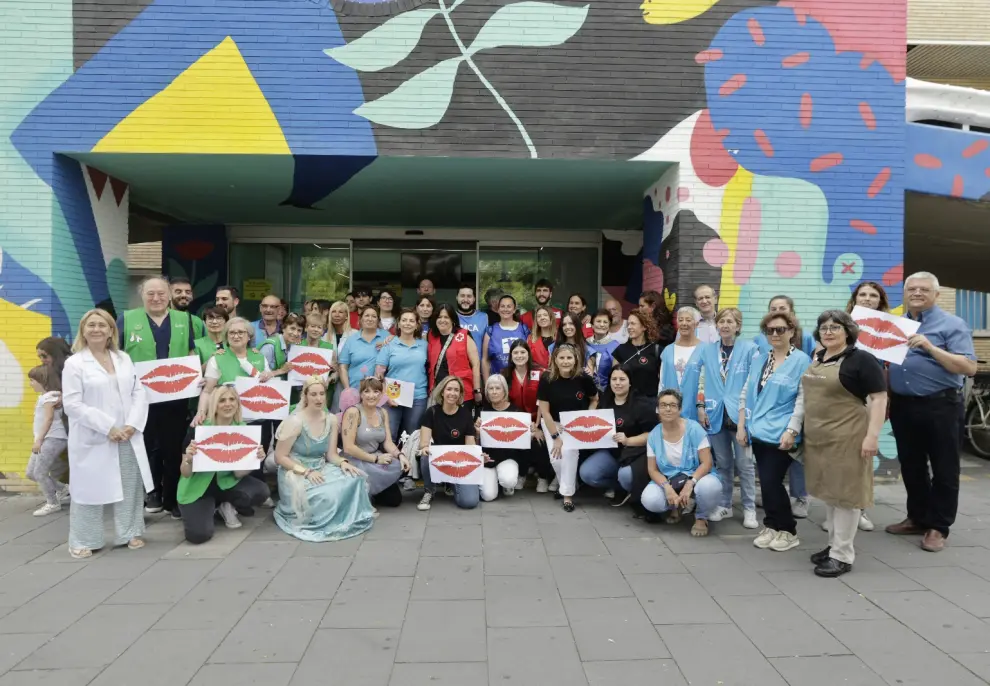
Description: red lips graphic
xmin=197 ymin=432 xmax=259 ymax=463
xmin=291 ymin=352 xmax=332 ymax=377
xmin=239 ymin=384 xmax=287 ymax=414
xmin=431 ymin=450 xmax=483 ymax=479
xmin=563 ymin=415 xmax=613 ymax=443
xmin=857 ymin=317 xmax=908 ymax=351
xmin=481 ymin=416 xmax=529 ymax=443
xmin=140 ymin=364 xmax=198 ymax=394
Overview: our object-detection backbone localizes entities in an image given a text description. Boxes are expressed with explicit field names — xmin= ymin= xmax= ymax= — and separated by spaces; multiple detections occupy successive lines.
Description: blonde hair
xmin=430 ymin=375 xmax=465 ymax=406
xmin=207 ymin=386 xmax=243 ymax=425
xmin=298 ymin=376 xmax=328 ymax=410
xmin=715 ymin=307 xmax=743 ymax=335
xmin=72 ymin=309 xmax=120 ymax=353
xmin=547 ymin=343 xmax=583 ymax=382
xmin=327 ymin=301 xmax=353 ymax=337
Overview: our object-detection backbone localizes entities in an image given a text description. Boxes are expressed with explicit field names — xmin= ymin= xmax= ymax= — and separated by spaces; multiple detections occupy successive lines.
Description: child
xmin=26 ymin=365 xmax=69 ymax=516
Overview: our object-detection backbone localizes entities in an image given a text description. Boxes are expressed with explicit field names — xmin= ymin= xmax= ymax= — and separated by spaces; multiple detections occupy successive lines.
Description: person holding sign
xmin=274 ymin=377 xmax=375 ymax=542
xmin=801 ymin=311 xmax=888 ymax=576
xmin=178 ymin=387 xmax=270 ymax=542
xmin=260 ymin=313 xmax=306 ymax=383
xmin=301 ymin=312 xmax=339 ymax=400
xmin=62 ymin=309 xmax=153 ymax=559
xmin=416 ymin=376 xmax=481 ymax=511
xmin=538 ymin=344 xmax=599 ymax=512
xmin=504 ymin=340 xmax=553 ymax=492
xmin=193 ymin=307 xmax=228 ymax=366
xmin=340 ymin=378 xmax=409 ymax=507
xmin=195 ymin=318 xmax=273 ymax=420
xmin=643 ymin=389 xmax=722 ymax=536
xmin=375 ymin=308 xmax=428 ymax=444
xmin=477 ymin=374 xmax=535 ymax=500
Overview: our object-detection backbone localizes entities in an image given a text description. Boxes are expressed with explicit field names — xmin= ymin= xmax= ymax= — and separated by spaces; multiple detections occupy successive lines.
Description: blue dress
xmin=275 ymin=413 xmax=375 ymax=542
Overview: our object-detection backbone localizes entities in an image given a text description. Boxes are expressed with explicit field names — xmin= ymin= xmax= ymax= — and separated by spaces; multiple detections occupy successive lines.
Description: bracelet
xmin=695 ymin=403 xmax=705 ymax=409
xmin=293 ymin=465 xmax=308 ymax=476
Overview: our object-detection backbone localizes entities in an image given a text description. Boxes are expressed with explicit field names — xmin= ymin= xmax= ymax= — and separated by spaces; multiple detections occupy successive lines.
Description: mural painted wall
xmin=0 ymin=0 xmax=907 ymax=484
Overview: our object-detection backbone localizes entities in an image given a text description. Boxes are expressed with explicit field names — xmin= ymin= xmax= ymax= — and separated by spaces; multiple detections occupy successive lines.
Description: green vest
xmin=263 ymin=335 xmax=288 ymax=369
xmin=214 ymin=347 xmax=266 ymax=385
xmin=302 ymin=339 xmax=334 ymax=351
xmin=191 ymin=314 xmax=206 ymax=339
xmin=176 ymin=421 xmax=240 ymax=505
xmin=122 ymin=309 xmax=191 ymax=363
xmin=194 ymin=336 xmax=221 ymax=365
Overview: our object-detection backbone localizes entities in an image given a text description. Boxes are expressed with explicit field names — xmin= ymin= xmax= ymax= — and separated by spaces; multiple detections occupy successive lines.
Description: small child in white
xmin=26 ymin=365 xmax=69 ymax=516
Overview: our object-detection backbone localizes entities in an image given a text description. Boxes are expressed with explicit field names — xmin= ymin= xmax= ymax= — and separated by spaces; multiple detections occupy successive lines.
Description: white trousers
xmin=825 ymin=504 xmax=860 ymax=564
xmin=480 ymin=460 xmax=521 ymax=501
xmin=550 ymin=448 xmax=579 ymax=497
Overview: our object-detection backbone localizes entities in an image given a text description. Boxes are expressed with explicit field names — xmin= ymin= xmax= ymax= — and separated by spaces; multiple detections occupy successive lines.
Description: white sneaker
xmin=33 ymin=502 xmax=61 ymax=517
xmin=400 ymin=476 xmax=417 ymax=491
xmin=55 ymin=484 xmax=70 ymax=503
xmin=549 ymin=478 xmax=559 ymax=493
xmin=503 ymin=487 xmax=515 ymax=497
xmin=753 ymin=527 xmax=778 ymax=548
xmin=768 ymin=530 xmax=800 ymax=552
xmin=536 ymin=478 xmax=549 ymax=493
xmin=604 ymin=489 xmax=615 ymax=499
xmin=742 ymin=509 xmax=758 ymax=529
xmin=515 ymin=476 xmax=527 ymax=490
xmin=261 ymin=497 xmax=275 ymax=509
xmin=417 ymin=493 xmax=433 ymax=511
xmin=858 ymin=513 xmax=875 ymax=531
xmin=217 ymin=502 xmax=242 ymax=529
xmin=791 ymin=497 xmax=809 ymax=519
xmin=820 ymin=519 xmax=829 ymax=532
xmin=708 ymin=506 xmax=732 ymax=522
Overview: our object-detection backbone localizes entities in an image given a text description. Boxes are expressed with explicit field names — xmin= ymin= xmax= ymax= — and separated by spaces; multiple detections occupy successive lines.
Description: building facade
xmin=0 ymin=0 xmax=910 ymax=487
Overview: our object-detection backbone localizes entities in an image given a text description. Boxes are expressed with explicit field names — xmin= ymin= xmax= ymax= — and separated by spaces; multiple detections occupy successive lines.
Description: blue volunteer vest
xmin=744 ymin=349 xmax=812 ymax=445
xmin=458 ymin=311 xmax=489 ymax=353
xmin=486 ymin=323 xmax=529 ymax=375
xmin=586 ymin=338 xmax=619 ymax=391
xmin=699 ymin=339 xmax=757 ymax=434
xmin=647 ymin=419 xmax=715 ymax=478
xmin=660 ymin=344 xmax=703 ymax=419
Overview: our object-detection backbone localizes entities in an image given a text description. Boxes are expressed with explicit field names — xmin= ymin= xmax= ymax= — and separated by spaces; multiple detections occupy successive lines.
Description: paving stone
xmin=72 ymin=554 xmax=157 ymax=580
xmin=549 ymin=555 xmax=631 ymax=599
xmin=0 ymin=575 xmax=128 ymax=634
xmin=411 ymin=556 xmax=483 ymax=600
xmin=209 ymin=600 xmax=328 ymax=663
xmin=0 ymin=545 xmax=57 ymax=577
xmin=626 ymin=573 xmax=731 ymax=624
xmin=835 ymin=555 xmax=926 ymax=594
xmin=0 ymin=512 xmax=66 ymax=546
xmin=720 ymin=539 xmax=822 ymax=572
xmin=716 ymin=594 xmax=850 ymax=658
xmin=583 ymin=659 xmax=686 ymax=686
xmin=154 ymin=575 xmax=269 ymax=631
xmin=483 ymin=538 xmax=551 ymax=576
xmin=162 ymin=521 xmax=259 ymax=559
xmin=488 ymin=627 xmax=586 ymax=686
xmin=0 ymin=564 xmax=79 ymax=608
xmin=563 ymin=597 xmax=669 ymax=661
xmin=656 ymin=529 xmax=730 ymax=553
xmin=321 ymin=576 xmax=412 ymax=629
xmin=530 ymin=500 xmax=592 ymax=525
xmin=349 ymin=539 xmax=421 ymax=577
xmin=397 ymin=600 xmax=486 ymax=663
xmin=292 ymin=628 xmax=398 ymax=686
xmin=292 ymin=535 xmax=364 ymax=556
xmin=206 ymin=540 xmax=297 ymax=580
xmin=761 ymin=570 xmax=889 ymax=622
xmin=0 ymin=633 xmax=55 ymax=674
xmin=88 ymin=628 xmax=225 ymax=686
xmin=680 ymin=552 xmax=780 ymax=596
xmin=584 ymin=510 xmax=658 ymax=538
xmin=389 ymin=662 xmax=488 ymax=686
xmin=365 ymin=514 xmax=427 ymax=540
xmin=899 ymin=566 xmax=990 ymax=618
xmin=600 ymin=536 xmax=668 ymax=557
xmin=951 ymin=653 xmax=990 ymax=682
xmin=484 ymin=575 xmax=567 ymax=628
xmin=658 ymin=623 xmax=789 ymax=686
xmin=865 ymin=590 xmax=990 ymax=653
xmin=106 ymin=559 xmax=219 ymax=605
xmin=769 ymin=654 xmax=887 ymax=686
xmin=0 ymin=668 xmax=102 ymax=686
xmin=259 ymin=556 xmax=351 ymax=600
xmin=187 ymin=663 xmax=296 ymax=686
xmin=540 ymin=523 xmax=608 ymax=556
xmin=426 ymin=502 xmax=481 ymax=525
xmin=481 ymin=511 xmax=541 ymax=539
xmin=421 ymin=525 xmax=482 ymax=557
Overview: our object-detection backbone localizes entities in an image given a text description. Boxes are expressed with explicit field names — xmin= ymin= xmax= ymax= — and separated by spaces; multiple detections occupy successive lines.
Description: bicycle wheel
xmin=966 ymin=401 xmax=990 ymax=459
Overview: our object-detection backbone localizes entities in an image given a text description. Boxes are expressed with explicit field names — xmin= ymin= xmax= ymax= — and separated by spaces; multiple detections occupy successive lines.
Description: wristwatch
xmin=551 ymin=431 xmax=561 ymax=440
xmin=689 ymin=477 xmax=697 ymax=485
xmin=786 ymin=428 xmax=799 ymax=437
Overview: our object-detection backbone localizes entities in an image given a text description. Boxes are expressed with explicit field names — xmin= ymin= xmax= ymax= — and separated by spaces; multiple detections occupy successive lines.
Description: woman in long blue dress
xmin=274 ymin=376 xmax=375 ymax=542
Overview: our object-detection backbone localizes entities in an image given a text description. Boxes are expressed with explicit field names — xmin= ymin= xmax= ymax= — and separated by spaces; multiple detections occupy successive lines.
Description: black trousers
xmin=890 ymin=391 xmax=962 ymax=537
xmin=144 ymin=399 xmax=190 ymax=511
xmin=178 ymin=475 xmax=270 ymax=544
xmin=752 ymin=440 xmax=796 ymax=535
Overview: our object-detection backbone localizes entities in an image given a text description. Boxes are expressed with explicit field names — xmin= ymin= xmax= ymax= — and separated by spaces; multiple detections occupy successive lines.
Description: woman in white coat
xmin=62 ymin=309 xmax=154 ymax=559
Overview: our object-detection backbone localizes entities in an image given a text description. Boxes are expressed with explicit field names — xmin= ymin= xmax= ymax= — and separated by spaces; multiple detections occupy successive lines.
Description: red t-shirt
xmin=349 ymin=311 xmax=360 ymax=330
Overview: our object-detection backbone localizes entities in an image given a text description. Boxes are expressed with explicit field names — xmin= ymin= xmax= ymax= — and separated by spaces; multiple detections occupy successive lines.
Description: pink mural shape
xmin=703 ymin=238 xmax=729 ymax=267
xmin=734 ymin=197 xmax=762 ymax=284
xmin=642 ymin=260 xmax=664 ymax=292
xmin=774 ymin=251 xmax=802 ymax=278
xmin=690 ymin=110 xmax=738 ymax=187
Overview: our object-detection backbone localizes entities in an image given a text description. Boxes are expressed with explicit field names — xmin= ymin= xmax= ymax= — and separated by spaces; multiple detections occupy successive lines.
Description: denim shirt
xmin=888 ymin=305 xmax=975 ymax=396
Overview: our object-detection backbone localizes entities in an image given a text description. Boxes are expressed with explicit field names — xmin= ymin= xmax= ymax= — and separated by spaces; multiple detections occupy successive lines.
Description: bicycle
xmin=965 ymin=364 xmax=990 ymax=458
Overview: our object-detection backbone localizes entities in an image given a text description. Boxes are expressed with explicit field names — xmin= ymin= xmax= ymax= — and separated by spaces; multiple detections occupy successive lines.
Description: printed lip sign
xmin=479 ymin=411 xmax=532 ymax=450
xmin=133 ymin=355 xmax=203 ymax=403
xmin=428 ymin=445 xmax=485 ymax=485
xmin=287 ymin=347 xmax=334 ymax=386
xmin=234 ymin=377 xmax=290 ymax=421
xmin=851 ymin=306 xmax=920 ymax=366
xmin=192 ymin=425 xmax=263 ymax=472
xmin=558 ymin=409 xmax=617 ymax=450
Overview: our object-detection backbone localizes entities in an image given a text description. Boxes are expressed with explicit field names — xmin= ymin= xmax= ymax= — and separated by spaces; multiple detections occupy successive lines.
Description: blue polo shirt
xmin=251 ymin=319 xmax=280 ymax=348
xmin=888 ymin=305 xmax=975 ymax=396
xmin=376 ymin=337 xmax=429 ymax=400
xmin=338 ymin=329 xmax=387 ymax=389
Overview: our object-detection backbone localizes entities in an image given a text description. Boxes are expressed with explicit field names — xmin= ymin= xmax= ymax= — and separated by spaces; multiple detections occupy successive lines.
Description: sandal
xmin=127 ymin=538 xmax=145 ymax=550
xmin=665 ymin=509 xmax=682 ymax=524
xmin=562 ymin=500 xmax=575 ymax=513
xmin=691 ymin=520 xmax=709 ymax=537
xmin=69 ymin=547 xmax=92 ymax=559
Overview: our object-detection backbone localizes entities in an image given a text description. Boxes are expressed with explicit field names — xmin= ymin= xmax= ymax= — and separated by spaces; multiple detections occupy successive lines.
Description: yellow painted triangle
xmin=94 ymin=36 xmax=290 ymax=154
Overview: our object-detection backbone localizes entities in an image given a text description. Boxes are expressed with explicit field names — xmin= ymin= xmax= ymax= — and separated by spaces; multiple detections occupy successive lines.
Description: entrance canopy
xmin=69 ymin=154 xmax=672 ymax=233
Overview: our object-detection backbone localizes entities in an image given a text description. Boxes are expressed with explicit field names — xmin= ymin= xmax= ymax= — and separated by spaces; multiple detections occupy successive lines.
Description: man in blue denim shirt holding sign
xmin=886 ymin=272 xmax=977 ymax=552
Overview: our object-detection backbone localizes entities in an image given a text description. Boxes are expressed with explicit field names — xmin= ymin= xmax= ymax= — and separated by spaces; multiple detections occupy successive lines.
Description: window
xmin=478 ymin=245 xmax=599 ymax=314
xmin=956 ymin=289 xmax=989 ymax=334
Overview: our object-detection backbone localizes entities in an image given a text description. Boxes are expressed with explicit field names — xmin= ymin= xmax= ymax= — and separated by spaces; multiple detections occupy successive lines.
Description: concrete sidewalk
xmin=2 ymin=470 xmax=990 ymax=686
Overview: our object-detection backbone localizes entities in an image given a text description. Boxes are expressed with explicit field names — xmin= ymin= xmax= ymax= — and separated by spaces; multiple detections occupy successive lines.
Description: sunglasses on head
xmin=766 ymin=326 xmax=791 ymax=336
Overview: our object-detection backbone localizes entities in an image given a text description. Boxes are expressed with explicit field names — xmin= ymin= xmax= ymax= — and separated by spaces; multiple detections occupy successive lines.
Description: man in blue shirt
xmin=251 ymin=294 xmax=282 ymax=347
xmin=456 ymin=284 xmax=488 ymax=352
xmin=886 ymin=272 xmax=977 ymax=552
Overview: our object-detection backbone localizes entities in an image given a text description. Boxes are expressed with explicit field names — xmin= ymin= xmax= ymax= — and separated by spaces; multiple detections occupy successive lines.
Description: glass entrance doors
xmin=352 ymin=240 xmax=477 ymax=308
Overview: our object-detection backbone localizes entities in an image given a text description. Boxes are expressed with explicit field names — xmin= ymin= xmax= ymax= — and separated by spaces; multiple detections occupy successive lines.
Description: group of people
xmin=25 ymin=269 xmax=976 ymax=578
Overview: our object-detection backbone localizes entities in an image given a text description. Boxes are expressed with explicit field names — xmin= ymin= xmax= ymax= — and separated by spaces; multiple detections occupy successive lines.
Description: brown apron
xmin=802 ymin=356 xmax=873 ymax=509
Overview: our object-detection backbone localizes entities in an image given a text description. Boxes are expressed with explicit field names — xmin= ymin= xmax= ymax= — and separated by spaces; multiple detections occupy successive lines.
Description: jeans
xmin=578 ymin=450 xmax=619 ymax=490
xmin=419 ymin=453 xmax=480 ymax=509
xmin=386 ymin=397 xmax=428 ymax=445
xmin=788 ymin=461 xmax=807 ymax=499
xmin=641 ymin=473 xmax=721 ymax=519
xmin=480 ymin=461 xmax=520 ymax=501
xmin=618 ymin=465 xmax=633 ymax=491
xmin=708 ymin=427 xmax=756 ymax=510
xmin=753 ymin=440 xmax=796 ymax=535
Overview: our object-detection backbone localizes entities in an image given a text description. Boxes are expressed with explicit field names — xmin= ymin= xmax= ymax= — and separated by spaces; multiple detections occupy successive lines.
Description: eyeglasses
xmin=228 ymin=330 xmax=249 ymax=337
xmin=658 ymin=402 xmax=680 ymax=410
xmin=766 ymin=326 xmax=791 ymax=336
xmin=818 ymin=325 xmax=844 ymax=334
xmin=205 ymin=316 xmax=225 ymax=322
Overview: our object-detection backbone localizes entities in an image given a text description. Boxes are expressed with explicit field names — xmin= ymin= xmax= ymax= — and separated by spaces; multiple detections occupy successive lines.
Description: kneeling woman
xmin=178 ymin=387 xmax=270 ymax=543
xmin=643 ymin=389 xmax=722 ymax=536
xmin=274 ymin=377 xmax=375 ymax=541
xmin=340 ymin=378 xmax=410 ymax=507
xmin=417 ymin=376 xmax=481 ymax=511
xmin=477 ymin=374 xmax=536 ymax=501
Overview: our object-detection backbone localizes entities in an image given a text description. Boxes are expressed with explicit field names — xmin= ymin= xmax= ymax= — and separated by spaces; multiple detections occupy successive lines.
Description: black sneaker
xmin=810 ymin=546 xmax=831 ymax=565
xmin=610 ymin=489 xmax=631 ymax=507
xmin=170 ymin=509 xmax=182 ymax=521
xmin=144 ymin=494 xmax=163 ymax=514
xmin=814 ymin=557 xmax=852 ymax=578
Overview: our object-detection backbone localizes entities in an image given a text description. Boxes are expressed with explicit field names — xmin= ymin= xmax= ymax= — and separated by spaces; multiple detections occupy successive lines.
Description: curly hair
xmin=627 ymin=307 xmax=660 ymax=343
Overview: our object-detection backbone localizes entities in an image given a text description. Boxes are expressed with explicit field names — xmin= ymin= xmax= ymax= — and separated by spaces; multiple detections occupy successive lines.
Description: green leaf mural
xmin=354 ymin=57 xmax=464 ymax=129
xmin=466 ymin=2 xmax=590 ymax=53
xmin=324 ymin=8 xmax=441 ymax=72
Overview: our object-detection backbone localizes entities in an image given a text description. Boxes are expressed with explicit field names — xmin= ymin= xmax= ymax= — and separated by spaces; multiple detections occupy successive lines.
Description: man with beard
xmin=520 ymin=279 xmax=562 ymax=329
xmin=456 ymin=284 xmax=488 ymax=352
xmin=170 ymin=277 xmax=205 ymax=338
xmin=215 ymin=285 xmax=240 ymax=318
xmin=251 ymin=294 xmax=282 ymax=347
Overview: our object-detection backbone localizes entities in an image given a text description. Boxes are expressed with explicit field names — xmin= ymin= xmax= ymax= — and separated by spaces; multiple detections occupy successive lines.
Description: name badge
xmin=530 ymin=371 xmax=541 ymax=382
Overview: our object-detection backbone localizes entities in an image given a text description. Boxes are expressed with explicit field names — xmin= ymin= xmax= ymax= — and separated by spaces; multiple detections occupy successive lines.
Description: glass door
xmin=352 ymin=240 xmax=477 ymax=308
xmin=478 ymin=245 xmax=600 ymax=314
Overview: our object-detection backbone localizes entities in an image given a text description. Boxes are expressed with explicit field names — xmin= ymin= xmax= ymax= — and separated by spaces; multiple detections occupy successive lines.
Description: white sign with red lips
xmin=428 ymin=445 xmax=485 ymax=485
xmin=287 ymin=347 xmax=334 ymax=386
xmin=192 ymin=425 xmax=263 ymax=472
xmin=134 ymin=355 xmax=203 ymax=404
xmin=558 ymin=409 xmax=617 ymax=450
xmin=384 ymin=377 xmax=414 ymax=408
xmin=851 ymin=306 xmax=920 ymax=365
xmin=234 ymin=377 xmax=290 ymax=421
xmin=479 ymin=412 xmax=532 ymax=450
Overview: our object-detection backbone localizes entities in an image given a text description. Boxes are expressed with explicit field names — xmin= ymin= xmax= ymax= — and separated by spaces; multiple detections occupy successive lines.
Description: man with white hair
xmin=693 ymin=284 xmax=719 ymax=343
xmin=886 ymin=272 xmax=976 ymax=552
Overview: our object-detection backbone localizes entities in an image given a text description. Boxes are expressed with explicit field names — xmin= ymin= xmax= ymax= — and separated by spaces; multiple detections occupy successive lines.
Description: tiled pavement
xmin=3 ymin=463 xmax=990 ymax=686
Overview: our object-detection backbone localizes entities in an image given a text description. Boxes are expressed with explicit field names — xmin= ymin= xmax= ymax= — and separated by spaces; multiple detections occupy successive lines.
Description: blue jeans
xmin=641 ymin=473 xmax=721 ymax=519
xmin=419 ymin=453 xmax=480 ymax=509
xmin=708 ymin=426 xmax=756 ymax=511
xmin=386 ymin=397 xmax=427 ymax=445
xmin=578 ymin=450 xmax=619 ymax=490
xmin=618 ymin=465 xmax=633 ymax=491
xmin=788 ymin=461 xmax=807 ymax=499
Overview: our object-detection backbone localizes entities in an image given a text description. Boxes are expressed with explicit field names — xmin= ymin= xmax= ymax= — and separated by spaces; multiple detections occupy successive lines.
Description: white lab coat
xmin=61 ymin=349 xmax=154 ymax=505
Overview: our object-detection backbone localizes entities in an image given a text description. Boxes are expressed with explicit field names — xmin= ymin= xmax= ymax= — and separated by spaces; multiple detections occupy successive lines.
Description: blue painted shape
xmin=0 ymin=250 xmax=71 ymax=337
xmin=905 ymin=124 xmax=990 ymax=201
xmin=703 ymin=6 xmax=905 ymax=306
xmin=626 ymin=196 xmax=664 ymax=303
xmin=281 ymin=155 xmax=377 ymax=208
